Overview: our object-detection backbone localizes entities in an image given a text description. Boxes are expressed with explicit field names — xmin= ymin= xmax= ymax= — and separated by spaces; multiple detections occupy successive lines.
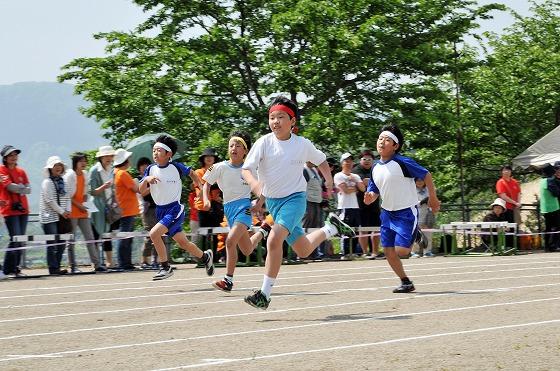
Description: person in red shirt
xmin=495 ymin=165 xmax=521 ymax=224
xmin=0 ymin=145 xmax=30 ymax=277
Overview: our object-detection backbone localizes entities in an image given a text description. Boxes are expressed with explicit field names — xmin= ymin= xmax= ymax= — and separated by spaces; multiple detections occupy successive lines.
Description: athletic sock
xmin=401 ymin=276 xmax=412 ymax=285
xmin=321 ymin=224 xmax=338 ymax=239
xmin=161 ymin=261 xmax=170 ymax=269
xmin=224 ymin=274 xmax=233 ymax=284
xmin=261 ymin=275 xmax=275 ymax=299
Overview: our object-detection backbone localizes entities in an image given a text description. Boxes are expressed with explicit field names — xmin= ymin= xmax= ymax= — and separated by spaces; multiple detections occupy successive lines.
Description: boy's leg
xmin=173 ymin=231 xmax=214 ymax=276
xmin=149 ymin=223 xmax=170 ymax=262
xmin=385 ymin=246 xmax=415 ymax=293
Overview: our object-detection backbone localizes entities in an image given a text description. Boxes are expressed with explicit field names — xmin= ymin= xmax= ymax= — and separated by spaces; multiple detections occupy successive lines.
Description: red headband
xmin=269 ymin=104 xmax=295 ymax=119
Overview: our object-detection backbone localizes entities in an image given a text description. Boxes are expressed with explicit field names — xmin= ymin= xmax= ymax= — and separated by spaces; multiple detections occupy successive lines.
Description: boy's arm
xmin=202 ymin=182 xmax=212 ymax=210
xmin=242 ymin=168 xmax=262 ymax=198
xmin=189 ymin=169 xmax=203 ymax=190
xmin=423 ymin=172 xmax=441 ymax=213
xmin=316 ymin=161 xmax=333 ymax=197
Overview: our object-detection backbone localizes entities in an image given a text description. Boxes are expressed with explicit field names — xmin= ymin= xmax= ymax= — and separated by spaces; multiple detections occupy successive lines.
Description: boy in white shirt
xmin=242 ymin=96 xmax=356 ymax=309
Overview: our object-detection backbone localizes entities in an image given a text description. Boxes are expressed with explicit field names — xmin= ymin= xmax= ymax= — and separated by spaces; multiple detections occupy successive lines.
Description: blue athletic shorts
xmin=380 ymin=206 xmax=419 ymax=248
xmin=224 ymin=198 xmax=252 ymax=228
xmin=265 ymin=192 xmax=306 ymax=246
xmin=156 ymin=201 xmax=185 ymax=237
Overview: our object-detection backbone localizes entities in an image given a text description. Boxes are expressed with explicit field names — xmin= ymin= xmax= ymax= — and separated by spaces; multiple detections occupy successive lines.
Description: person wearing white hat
xmin=482 ymin=198 xmax=508 ymax=248
xmin=39 ymin=156 xmax=71 ymax=275
xmin=89 ymin=145 xmax=117 ymax=267
xmin=113 ymin=148 xmax=140 ymax=270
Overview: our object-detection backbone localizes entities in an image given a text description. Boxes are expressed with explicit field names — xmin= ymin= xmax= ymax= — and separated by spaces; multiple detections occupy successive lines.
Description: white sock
xmin=225 ymin=274 xmax=233 ymax=283
xmin=321 ymin=224 xmax=338 ymax=239
xmin=260 ymin=275 xmax=276 ymax=299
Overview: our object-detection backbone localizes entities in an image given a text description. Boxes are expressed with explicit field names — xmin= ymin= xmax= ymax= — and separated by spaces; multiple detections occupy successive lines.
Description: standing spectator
xmin=89 ymin=145 xmax=117 ymax=267
xmin=64 ymin=152 xmax=105 ymax=272
xmin=136 ymin=157 xmax=161 ymax=268
xmin=410 ymin=178 xmax=436 ymax=258
xmin=0 ymin=176 xmax=7 ymax=279
xmin=352 ymin=149 xmax=383 ymax=259
xmin=40 ymin=156 xmax=71 ymax=275
xmin=113 ymin=148 xmax=140 ymax=270
xmin=302 ymin=161 xmax=325 ymax=259
xmin=496 ymin=165 xmax=521 ymax=224
xmin=0 ymin=145 xmax=30 ymax=277
xmin=334 ymin=152 xmax=365 ymax=259
xmin=541 ymin=163 xmax=560 ymax=252
xmin=188 ymin=184 xmax=200 ymax=247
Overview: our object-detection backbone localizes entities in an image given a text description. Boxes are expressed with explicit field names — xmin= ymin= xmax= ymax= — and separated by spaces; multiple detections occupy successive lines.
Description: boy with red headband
xmin=364 ymin=124 xmax=440 ymax=293
xmin=241 ymin=96 xmax=356 ymax=309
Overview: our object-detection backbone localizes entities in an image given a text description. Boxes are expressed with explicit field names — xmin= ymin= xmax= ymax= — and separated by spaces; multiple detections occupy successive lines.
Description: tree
xmin=59 ymin=0 xmax=501 ymax=169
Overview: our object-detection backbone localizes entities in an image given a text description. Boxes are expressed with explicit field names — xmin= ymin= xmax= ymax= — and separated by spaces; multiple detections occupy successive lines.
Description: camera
xmin=11 ymin=201 xmax=26 ymax=213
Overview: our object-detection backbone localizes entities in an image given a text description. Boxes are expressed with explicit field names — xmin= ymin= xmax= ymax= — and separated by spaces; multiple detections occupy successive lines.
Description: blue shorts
xmin=380 ymin=206 xmax=419 ymax=248
xmin=156 ymin=201 xmax=185 ymax=237
xmin=224 ymin=198 xmax=252 ymax=228
xmin=265 ymin=192 xmax=306 ymax=246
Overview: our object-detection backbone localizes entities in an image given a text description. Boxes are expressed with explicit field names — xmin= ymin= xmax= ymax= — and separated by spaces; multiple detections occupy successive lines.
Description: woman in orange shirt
xmin=113 ymin=149 xmax=140 ymax=270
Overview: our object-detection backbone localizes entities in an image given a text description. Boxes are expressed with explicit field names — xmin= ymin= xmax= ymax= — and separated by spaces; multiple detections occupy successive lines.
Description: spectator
xmin=411 ymin=178 xmax=436 ymax=258
xmin=0 ymin=145 xmax=30 ymax=277
xmin=302 ymin=161 xmax=325 ymax=260
xmin=334 ymin=152 xmax=365 ymax=259
xmin=188 ymin=184 xmax=200 ymax=247
xmin=40 ymin=156 xmax=71 ymax=275
xmin=89 ymin=145 xmax=117 ymax=268
xmin=64 ymin=152 xmax=105 ymax=272
xmin=496 ymin=165 xmax=521 ymax=224
xmin=481 ymin=198 xmax=508 ymax=248
xmin=136 ymin=157 xmax=162 ymax=268
xmin=352 ymin=149 xmax=383 ymax=259
xmin=113 ymin=148 xmax=140 ymax=270
xmin=320 ymin=157 xmax=338 ymax=257
xmin=542 ymin=163 xmax=560 ymax=252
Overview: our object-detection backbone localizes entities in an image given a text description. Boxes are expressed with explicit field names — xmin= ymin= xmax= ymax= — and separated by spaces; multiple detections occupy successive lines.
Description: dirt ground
xmin=0 ymin=253 xmax=559 ymax=370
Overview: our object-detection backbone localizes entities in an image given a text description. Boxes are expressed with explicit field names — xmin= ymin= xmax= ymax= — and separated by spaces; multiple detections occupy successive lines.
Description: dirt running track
xmin=0 ymin=254 xmax=559 ymax=370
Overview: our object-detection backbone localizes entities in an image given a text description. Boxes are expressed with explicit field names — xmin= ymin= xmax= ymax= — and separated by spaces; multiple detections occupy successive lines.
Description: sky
xmin=0 ymin=0 xmax=537 ymax=86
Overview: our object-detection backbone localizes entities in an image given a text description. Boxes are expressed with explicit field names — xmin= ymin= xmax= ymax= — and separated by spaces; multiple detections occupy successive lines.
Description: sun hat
xmin=43 ymin=156 xmax=65 ymax=177
xmin=490 ymin=198 xmax=506 ymax=210
xmin=198 ymin=148 xmax=220 ymax=164
xmin=340 ymin=152 xmax=353 ymax=162
xmin=95 ymin=145 xmax=116 ymax=158
xmin=113 ymin=148 xmax=133 ymax=167
xmin=0 ymin=145 xmax=21 ymax=158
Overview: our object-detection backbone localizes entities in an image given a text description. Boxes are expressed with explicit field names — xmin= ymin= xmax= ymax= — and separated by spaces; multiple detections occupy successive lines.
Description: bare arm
xmin=423 ymin=172 xmax=441 ymax=213
xmin=316 ymin=161 xmax=333 ymax=197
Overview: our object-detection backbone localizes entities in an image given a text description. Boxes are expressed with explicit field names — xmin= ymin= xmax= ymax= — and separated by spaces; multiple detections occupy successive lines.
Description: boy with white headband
xmin=242 ymin=95 xmax=357 ymax=309
xmin=364 ymin=124 xmax=440 ymax=293
xmin=202 ymin=130 xmax=270 ymax=292
xmin=139 ymin=135 xmax=214 ymax=280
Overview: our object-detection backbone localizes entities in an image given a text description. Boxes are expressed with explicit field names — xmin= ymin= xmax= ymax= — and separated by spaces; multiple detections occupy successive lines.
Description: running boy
xmin=139 ymin=135 xmax=214 ymax=280
xmin=202 ymin=131 xmax=270 ymax=292
xmin=364 ymin=124 xmax=440 ymax=292
xmin=241 ymin=96 xmax=356 ymax=309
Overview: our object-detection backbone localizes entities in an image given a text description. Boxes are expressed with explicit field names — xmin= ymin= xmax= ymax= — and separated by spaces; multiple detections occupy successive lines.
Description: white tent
xmin=512 ymin=125 xmax=560 ymax=169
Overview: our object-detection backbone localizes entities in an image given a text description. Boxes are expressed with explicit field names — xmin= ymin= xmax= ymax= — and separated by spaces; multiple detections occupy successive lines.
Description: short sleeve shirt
xmin=203 ymin=161 xmax=251 ymax=204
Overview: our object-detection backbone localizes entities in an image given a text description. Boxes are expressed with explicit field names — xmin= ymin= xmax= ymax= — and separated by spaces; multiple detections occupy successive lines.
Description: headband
xmin=269 ymin=104 xmax=295 ymax=119
xmin=379 ymin=131 xmax=399 ymax=144
xmin=154 ymin=142 xmax=172 ymax=153
xmin=230 ymin=136 xmax=248 ymax=150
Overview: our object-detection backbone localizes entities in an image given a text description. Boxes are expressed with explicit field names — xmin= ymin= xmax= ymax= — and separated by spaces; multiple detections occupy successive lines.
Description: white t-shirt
xmin=203 ymin=161 xmax=251 ymax=204
xmin=243 ymin=133 xmax=326 ymax=198
xmin=142 ymin=162 xmax=191 ymax=206
xmin=334 ymin=172 xmax=361 ymax=209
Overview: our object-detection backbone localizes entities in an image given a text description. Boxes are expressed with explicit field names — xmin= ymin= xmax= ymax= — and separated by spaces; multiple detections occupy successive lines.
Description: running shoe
xmin=258 ymin=222 xmax=272 ymax=239
xmin=393 ymin=282 xmax=415 ymax=293
xmin=244 ymin=289 xmax=271 ymax=310
xmin=153 ymin=265 xmax=174 ymax=281
xmin=423 ymin=251 xmax=435 ymax=258
xmin=203 ymin=249 xmax=215 ymax=276
xmin=415 ymin=228 xmax=428 ymax=251
xmin=326 ymin=212 xmax=356 ymax=237
xmin=212 ymin=278 xmax=233 ymax=293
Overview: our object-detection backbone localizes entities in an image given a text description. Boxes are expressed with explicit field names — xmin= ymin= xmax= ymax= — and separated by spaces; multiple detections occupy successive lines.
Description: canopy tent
xmin=512 ymin=125 xmax=560 ymax=169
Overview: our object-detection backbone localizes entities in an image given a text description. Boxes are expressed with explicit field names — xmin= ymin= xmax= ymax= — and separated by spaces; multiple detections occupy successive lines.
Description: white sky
xmin=0 ymin=0 xmax=535 ymax=85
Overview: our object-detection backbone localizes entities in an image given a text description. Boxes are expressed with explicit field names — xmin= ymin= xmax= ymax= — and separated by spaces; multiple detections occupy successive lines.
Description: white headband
xmin=154 ymin=142 xmax=172 ymax=153
xmin=379 ymin=131 xmax=399 ymax=144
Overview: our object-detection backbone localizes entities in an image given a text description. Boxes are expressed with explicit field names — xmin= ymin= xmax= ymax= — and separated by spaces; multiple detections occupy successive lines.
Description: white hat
xmin=113 ymin=148 xmax=133 ymax=167
xmin=490 ymin=198 xmax=506 ymax=210
xmin=43 ymin=156 xmax=65 ymax=177
xmin=95 ymin=145 xmax=116 ymax=158
xmin=340 ymin=152 xmax=353 ymax=162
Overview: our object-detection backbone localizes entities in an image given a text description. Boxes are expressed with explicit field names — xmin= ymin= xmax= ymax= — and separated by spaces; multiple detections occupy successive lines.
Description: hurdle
xmin=440 ymin=221 xmax=518 ymax=256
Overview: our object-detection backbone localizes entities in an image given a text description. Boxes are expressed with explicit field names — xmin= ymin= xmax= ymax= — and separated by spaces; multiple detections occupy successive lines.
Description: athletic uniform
xmin=203 ymin=161 xmax=252 ymax=228
xmin=243 ymin=133 xmax=326 ymax=245
xmin=143 ymin=161 xmax=191 ymax=237
xmin=367 ymin=154 xmax=428 ymax=248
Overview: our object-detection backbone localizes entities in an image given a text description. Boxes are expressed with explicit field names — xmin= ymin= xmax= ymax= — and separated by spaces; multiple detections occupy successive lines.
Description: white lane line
xmin=1 ymin=267 xmax=558 ymax=311
xmin=0 ymin=256 xmax=557 ymax=295
xmin=1 ymin=296 xmax=558 ymax=363
xmin=154 ymin=318 xmax=560 ymax=370
xmin=1 ymin=260 xmax=559 ymax=301
xmin=0 ymin=280 xmax=558 ymax=342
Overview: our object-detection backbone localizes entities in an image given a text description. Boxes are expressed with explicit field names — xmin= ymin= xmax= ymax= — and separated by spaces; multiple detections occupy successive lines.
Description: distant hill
xmin=0 ymin=82 xmax=108 ymax=211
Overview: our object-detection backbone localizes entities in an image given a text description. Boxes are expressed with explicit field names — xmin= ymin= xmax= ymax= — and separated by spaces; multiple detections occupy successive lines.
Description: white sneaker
xmin=153 ymin=266 xmax=174 ymax=280
xmin=410 ymin=252 xmax=421 ymax=259
xmin=0 ymin=271 xmax=7 ymax=280
xmin=423 ymin=251 xmax=435 ymax=258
